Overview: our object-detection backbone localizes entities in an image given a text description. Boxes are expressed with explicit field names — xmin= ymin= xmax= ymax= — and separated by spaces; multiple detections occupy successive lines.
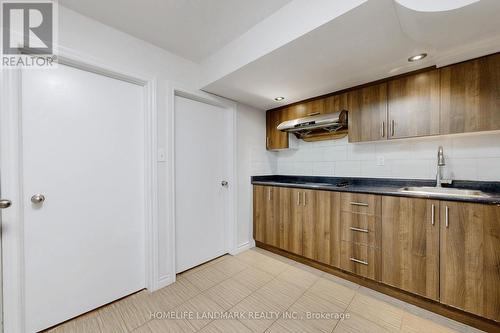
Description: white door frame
xmin=0 ymin=50 xmax=159 ymax=333
xmin=166 ymin=85 xmax=238 ymax=281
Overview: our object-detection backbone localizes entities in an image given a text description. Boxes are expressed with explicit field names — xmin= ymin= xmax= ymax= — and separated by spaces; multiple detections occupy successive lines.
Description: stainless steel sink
xmin=398 ymin=186 xmax=491 ymax=198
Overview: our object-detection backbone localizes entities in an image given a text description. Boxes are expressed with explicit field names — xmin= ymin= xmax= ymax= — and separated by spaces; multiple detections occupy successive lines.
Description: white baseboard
xmin=156 ymin=274 xmax=175 ymax=290
xmin=230 ymin=240 xmax=255 ymax=255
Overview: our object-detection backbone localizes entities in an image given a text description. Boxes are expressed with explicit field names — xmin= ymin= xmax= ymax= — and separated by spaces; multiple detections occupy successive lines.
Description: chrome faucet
xmin=436 ymin=146 xmax=452 ymax=187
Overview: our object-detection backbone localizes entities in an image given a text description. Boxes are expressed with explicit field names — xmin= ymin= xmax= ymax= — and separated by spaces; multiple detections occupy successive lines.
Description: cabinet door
xmin=263 ymin=187 xmax=279 ymax=247
xmin=440 ymin=201 xmax=500 ymax=321
xmin=305 ymin=99 xmax=325 ymax=115
xmin=388 ymin=70 xmax=440 ymax=139
xmin=266 ymin=109 xmax=288 ymax=150
xmin=279 ymin=187 xmax=303 ymax=255
xmin=381 ymin=197 xmax=439 ymax=300
xmin=324 ymin=92 xmax=348 ymax=114
xmin=253 ymin=185 xmax=267 ymax=243
xmin=347 ymin=83 xmax=388 ymax=143
xmin=253 ymin=186 xmax=279 ymax=246
xmin=302 ymin=190 xmax=341 ymax=266
xmin=440 ymin=53 xmax=500 ymax=134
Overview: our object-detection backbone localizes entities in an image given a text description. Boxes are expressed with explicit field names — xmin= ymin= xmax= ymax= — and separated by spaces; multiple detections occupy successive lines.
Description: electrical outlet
xmin=377 ymin=155 xmax=385 ymax=166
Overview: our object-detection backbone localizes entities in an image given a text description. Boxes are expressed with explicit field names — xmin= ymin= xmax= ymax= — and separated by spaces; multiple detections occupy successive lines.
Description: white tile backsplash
xmin=273 ymin=132 xmax=500 ymax=181
xmin=312 ymin=161 xmax=335 ymax=176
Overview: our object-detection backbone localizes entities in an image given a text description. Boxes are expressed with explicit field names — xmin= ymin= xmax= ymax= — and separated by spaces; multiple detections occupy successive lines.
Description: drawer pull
xmin=350 ymin=258 xmax=368 ymax=265
xmin=349 ymin=227 xmax=369 ymax=233
xmin=350 ymin=202 xmax=369 ymax=207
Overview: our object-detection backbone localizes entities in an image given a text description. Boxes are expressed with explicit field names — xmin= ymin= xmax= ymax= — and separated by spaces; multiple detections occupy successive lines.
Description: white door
xmin=174 ymin=96 xmax=231 ymax=273
xmin=21 ymin=65 xmax=146 ymax=332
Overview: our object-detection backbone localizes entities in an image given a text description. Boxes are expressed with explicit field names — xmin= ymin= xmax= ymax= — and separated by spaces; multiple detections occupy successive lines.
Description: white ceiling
xmin=203 ymin=0 xmax=500 ymax=110
xmin=59 ymin=0 xmax=292 ymax=62
xmin=60 ymin=0 xmax=500 ymax=110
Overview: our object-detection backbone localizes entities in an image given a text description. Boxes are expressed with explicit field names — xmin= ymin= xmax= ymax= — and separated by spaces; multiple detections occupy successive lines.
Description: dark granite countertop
xmin=251 ymin=175 xmax=500 ymax=205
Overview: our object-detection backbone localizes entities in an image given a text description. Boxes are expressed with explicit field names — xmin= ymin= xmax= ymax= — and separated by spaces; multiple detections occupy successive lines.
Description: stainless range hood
xmin=277 ymin=110 xmax=348 ymax=139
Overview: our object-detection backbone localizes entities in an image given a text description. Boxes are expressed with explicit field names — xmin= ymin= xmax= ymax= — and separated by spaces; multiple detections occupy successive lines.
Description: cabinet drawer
xmin=340 ymin=193 xmax=381 ymax=215
xmin=340 ymin=241 xmax=380 ymax=280
xmin=340 ymin=212 xmax=381 ymax=248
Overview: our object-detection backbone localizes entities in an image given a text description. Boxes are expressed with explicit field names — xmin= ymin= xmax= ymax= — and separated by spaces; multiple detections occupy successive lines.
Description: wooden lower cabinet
xmin=302 ymin=190 xmax=341 ymax=267
xmin=278 ymin=187 xmax=303 ymax=255
xmin=381 ymin=196 xmax=440 ymax=300
xmin=340 ymin=211 xmax=380 ymax=248
xmin=340 ymin=241 xmax=381 ymax=280
xmin=253 ymin=185 xmax=500 ymax=323
xmin=440 ymin=201 xmax=500 ymax=321
xmin=253 ymin=185 xmax=279 ymax=247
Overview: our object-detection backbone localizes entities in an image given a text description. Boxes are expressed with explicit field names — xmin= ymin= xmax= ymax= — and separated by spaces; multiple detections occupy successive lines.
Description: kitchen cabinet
xmin=302 ymin=190 xmax=341 ymax=267
xmin=347 ymin=83 xmax=388 ymax=143
xmin=340 ymin=241 xmax=380 ymax=280
xmin=388 ymin=69 xmax=440 ymax=139
xmin=381 ymin=197 xmax=440 ymax=300
xmin=304 ymin=99 xmax=325 ymax=115
xmin=278 ymin=187 xmax=305 ymax=255
xmin=253 ymin=183 xmax=500 ymax=326
xmin=325 ymin=92 xmax=349 ymax=114
xmin=253 ymin=185 xmax=279 ymax=247
xmin=440 ymin=53 xmax=500 ymax=135
xmin=266 ymin=109 xmax=289 ymax=150
xmin=266 ymin=53 xmax=499 ymax=147
xmin=339 ymin=193 xmax=381 ymax=280
xmin=439 ymin=201 xmax=500 ymax=321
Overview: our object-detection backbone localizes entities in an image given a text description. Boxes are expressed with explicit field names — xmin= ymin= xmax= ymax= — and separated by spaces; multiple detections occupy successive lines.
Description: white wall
xmin=236 ymin=104 xmax=276 ymax=250
xmin=274 ymin=131 xmax=500 ymax=181
xmin=58 ymin=6 xmax=201 ymax=286
xmin=58 ymin=7 xmax=277 ymax=284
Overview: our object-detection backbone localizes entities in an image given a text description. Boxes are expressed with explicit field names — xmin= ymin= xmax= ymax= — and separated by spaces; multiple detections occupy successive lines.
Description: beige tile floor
xmin=47 ymin=248 xmax=485 ymax=333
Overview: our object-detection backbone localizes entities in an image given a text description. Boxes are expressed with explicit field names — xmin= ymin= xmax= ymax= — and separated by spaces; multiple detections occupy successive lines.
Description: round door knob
xmin=0 ymin=199 xmax=12 ymax=209
xmin=31 ymin=194 xmax=46 ymax=204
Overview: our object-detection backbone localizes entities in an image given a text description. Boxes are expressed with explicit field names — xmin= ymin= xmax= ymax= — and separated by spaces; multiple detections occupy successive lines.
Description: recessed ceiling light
xmin=408 ymin=53 xmax=427 ymax=62
xmin=274 ymin=96 xmax=285 ymax=101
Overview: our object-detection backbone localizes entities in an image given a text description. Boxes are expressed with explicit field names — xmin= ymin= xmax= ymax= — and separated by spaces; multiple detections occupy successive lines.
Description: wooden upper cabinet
xmin=440 ymin=201 xmax=500 ymax=321
xmin=287 ymin=103 xmax=309 ymax=118
xmin=348 ymin=83 xmax=388 ymax=143
xmin=324 ymin=93 xmax=349 ymax=114
xmin=388 ymin=70 xmax=440 ymax=139
xmin=304 ymin=99 xmax=325 ymax=115
xmin=266 ymin=109 xmax=288 ymax=150
xmin=381 ymin=197 xmax=439 ymax=300
xmin=440 ymin=53 xmax=500 ymax=134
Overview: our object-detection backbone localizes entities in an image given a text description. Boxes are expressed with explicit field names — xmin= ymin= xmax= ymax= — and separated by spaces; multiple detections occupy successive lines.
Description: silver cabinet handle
xmin=380 ymin=121 xmax=385 ymax=138
xmin=350 ymin=258 xmax=368 ymax=265
xmin=31 ymin=194 xmax=45 ymax=204
xmin=268 ymin=188 xmax=271 ymax=201
xmin=0 ymin=199 xmax=12 ymax=209
xmin=350 ymin=227 xmax=369 ymax=233
xmin=391 ymin=120 xmax=395 ymax=137
xmin=303 ymin=192 xmax=306 ymax=206
xmin=431 ymin=204 xmax=435 ymax=225
xmin=350 ymin=202 xmax=368 ymax=207
xmin=297 ymin=192 xmax=300 ymax=206
xmin=445 ymin=206 xmax=449 ymax=228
